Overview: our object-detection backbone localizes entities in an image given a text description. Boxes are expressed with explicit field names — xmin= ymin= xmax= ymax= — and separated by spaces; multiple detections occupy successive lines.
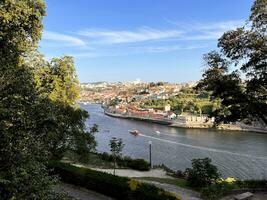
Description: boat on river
xmin=129 ymin=130 xmax=140 ymax=136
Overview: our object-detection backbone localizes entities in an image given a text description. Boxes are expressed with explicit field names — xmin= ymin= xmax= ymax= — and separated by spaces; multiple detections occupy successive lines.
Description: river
xmin=82 ymin=104 xmax=267 ymax=180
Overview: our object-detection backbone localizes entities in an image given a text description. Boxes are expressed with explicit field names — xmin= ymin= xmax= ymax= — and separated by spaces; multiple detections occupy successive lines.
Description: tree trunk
xmin=113 ymin=155 xmax=116 ymax=175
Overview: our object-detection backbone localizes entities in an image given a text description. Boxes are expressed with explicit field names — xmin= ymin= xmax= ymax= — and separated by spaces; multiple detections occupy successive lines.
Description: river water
xmin=83 ymin=104 xmax=267 ymax=179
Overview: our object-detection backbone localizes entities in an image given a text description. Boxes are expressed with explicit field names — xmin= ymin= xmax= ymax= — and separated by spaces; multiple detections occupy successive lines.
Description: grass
xmin=62 ymin=151 xmax=115 ymax=169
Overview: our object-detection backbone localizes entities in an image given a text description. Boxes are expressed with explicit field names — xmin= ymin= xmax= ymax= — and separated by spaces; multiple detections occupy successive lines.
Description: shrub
xmin=124 ymin=157 xmax=150 ymax=171
xmin=155 ymin=164 xmax=186 ymax=178
xmin=185 ymin=158 xmax=220 ymax=187
xmin=49 ymin=161 xmax=181 ymax=200
xmin=201 ymin=182 xmax=234 ymax=200
xmin=100 ymin=152 xmax=113 ymax=162
xmin=97 ymin=153 xmax=150 ymax=171
xmin=235 ymin=180 xmax=267 ymax=189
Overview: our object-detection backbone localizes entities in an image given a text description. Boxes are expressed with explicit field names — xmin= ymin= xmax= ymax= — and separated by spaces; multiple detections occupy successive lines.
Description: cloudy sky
xmin=40 ymin=0 xmax=253 ymax=83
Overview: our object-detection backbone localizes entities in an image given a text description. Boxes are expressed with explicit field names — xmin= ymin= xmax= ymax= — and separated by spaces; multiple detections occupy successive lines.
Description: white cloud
xmin=43 ymin=31 xmax=86 ymax=46
xmin=190 ymin=20 xmax=245 ymax=31
xmin=71 ymin=44 xmax=207 ymax=59
xmin=165 ymin=19 xmax=245 ymax=41
xmin=78 ymin=27 xmax=183 ymax=44
xmin=130 ymin=44 xmax=207 ymax=53
xmin=41 ymin=20 xmax=244 ymax=58
xmin=77 ymin=20 xmax=244 ymax=45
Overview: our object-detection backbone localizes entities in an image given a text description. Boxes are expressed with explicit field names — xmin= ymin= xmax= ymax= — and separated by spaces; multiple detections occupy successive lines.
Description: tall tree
xmin=196 ymin=0 xmax=267 ymax=125
xmin=0 ymin=0 xmax=58 ymax=198
xmin=49 ymin=56 xmax=80 ymax=105
xmin=0 ymin=0 xmax=97 ymax=198
xmin=28 ymin=52 xmax=98 ymax=160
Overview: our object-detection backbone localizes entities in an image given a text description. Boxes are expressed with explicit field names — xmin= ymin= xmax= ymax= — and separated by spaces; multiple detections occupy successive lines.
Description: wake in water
xmin=139 ymin=134 xmax=267 ymax=161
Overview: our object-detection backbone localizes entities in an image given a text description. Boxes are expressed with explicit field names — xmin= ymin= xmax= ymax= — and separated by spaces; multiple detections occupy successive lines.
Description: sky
xmin=40 ymin=0 xmax=254 ymax=83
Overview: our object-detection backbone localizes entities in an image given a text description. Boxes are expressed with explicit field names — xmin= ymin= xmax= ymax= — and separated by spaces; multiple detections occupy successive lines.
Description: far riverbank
xmin=103 ymin=107 xmax=267 ymax=134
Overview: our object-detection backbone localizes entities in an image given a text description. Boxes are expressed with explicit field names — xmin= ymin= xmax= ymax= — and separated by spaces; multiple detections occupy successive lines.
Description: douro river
xmin=83 ymin=104 xmax=267 ymax=179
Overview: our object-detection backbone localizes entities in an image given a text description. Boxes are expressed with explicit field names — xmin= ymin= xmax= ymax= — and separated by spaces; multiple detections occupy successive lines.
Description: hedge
xmin=235 ymin=180 xmax=267 ymax=189
xmin=98 ymin=152 xmax=150 ymax=171
xmin=200 ymin=180 xmax=267 ymax=200
xmin=49 ymin=161 xmax=181 ymax=200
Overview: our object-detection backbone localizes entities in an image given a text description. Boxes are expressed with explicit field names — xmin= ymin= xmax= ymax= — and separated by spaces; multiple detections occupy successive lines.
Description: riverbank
xmin=103 ymin=108 xmax=267 ymax=134
xmin=104 ymin=109 xmax=172 ymax=125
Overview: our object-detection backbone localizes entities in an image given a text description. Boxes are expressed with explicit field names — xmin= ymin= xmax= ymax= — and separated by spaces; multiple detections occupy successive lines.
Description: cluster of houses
xmin=107 ymin=104 xmax=177 ymax=120
xmin=80 ymin=81 xmax=197 ymax=104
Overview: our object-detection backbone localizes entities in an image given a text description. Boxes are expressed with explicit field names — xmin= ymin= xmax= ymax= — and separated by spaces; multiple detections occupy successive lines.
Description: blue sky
xmin=40 ymin=0 xmax=253 ymax=83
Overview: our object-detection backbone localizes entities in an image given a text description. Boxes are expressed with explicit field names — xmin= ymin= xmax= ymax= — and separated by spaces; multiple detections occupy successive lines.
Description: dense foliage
xmin=196 ymin=0 xmax=267 ymax=125
xmin=98 ymin=152 xmax=150 ymax=171
xmin=142 ymin=88 xmax=218 ymax=116
xmin=185 ymin=158 xmax=220 ymax=187
xmin=200 ymin=180 xmax=267 ymax=200
xmin=200 ymin=182 xmax=235 ymax=200
xmin=0 ymin=0 xmax=96 ymax=198
xmin=25 ymin=52 xmax=98 ymax=160
xmin=0 ymin=0 xmax=56 ymax=198
xmin=49 ymin=161 xmax=181 ymax=200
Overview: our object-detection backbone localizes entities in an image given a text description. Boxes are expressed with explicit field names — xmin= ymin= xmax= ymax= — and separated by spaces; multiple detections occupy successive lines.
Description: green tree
xmin=185 ymin=158 xmax=220 ymax=187
xmin=0 ymin=0 xmax=97 ymax=198
xmin=0 ymin=0 xmax=58 ymax=198
xmin=196 ymin=0 xmax=267 ymax=125
xmin=109 ymin=138 xmax=124 ymax=175
xmin=49 ymin=56 xmax=80 ymax=105
xmin=29 ymin=52 xmax=98 ymax=160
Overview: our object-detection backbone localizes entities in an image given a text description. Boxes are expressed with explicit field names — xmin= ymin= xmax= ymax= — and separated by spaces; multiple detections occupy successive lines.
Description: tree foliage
xmin=142 ymin=88 xmax=215 ymax=116
xmin=27 ymin=52 xmax=98 ymax=160
xmin=109 ymin=138 xmax=124 ymax=175
xmin=196 ymin=0 xmax=267 ymax=124
xmin=185 ymin=158 xmax=220 ymax=187
xmin=0 ymin=0 xmax=96 ymax=198
xmin=0 ymin=0 xmax=55 ymax=198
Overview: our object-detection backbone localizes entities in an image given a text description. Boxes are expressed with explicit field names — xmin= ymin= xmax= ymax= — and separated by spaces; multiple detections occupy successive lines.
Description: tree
xmin=0 ymin=0 xmax=97 ymax=198
xmin=28 ymin=52 xmax=98 ymax=160
xmin=196 ymin=0 xmax=267 ymax=125
xmin=109 ymin=138 xmax=124 ymax=175
xmin=49 ymin=56 xmax=80 ymax=105
xmin=185 ymin=158 xmax=220 ymax=187
xmin=0 ymin=0 xmax=58 ymax=198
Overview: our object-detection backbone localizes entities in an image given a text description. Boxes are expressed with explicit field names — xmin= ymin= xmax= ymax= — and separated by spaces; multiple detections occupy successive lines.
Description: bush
xmin=124 ymin=157 xmax=150 ymax=171
xmin=98 ymin=152 xmax=150 ymax=171
xmin=235 ymin=180 xmax=267 ymax=189
xmin=201 ymin=182 xmax=234 ymax=200
xmin=155 ymin=164 xmax=186 ymax=178
xmin=49 ymin=161 xmax=181 ymax=200
xmin=185 ymin=158 xmax=220 ymax=187
xmin=100 ymin=152 xmax=113 ymax=162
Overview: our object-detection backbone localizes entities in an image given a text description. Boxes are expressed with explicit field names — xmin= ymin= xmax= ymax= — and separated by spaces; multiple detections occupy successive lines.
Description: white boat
xmin=129 ymin=130 xmax=140 ymax=136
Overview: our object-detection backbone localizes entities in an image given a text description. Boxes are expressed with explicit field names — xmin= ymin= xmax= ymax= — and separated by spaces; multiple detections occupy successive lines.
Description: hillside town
xmin=80 ymin=80 xmax=218 ymax=127
xmin=80 ymin=80 xmax=267 ymax=133
xmin=80 ymin=80 xmax=197 ymax=121
xmin=80 ymin=80 xmax=196 ymax=104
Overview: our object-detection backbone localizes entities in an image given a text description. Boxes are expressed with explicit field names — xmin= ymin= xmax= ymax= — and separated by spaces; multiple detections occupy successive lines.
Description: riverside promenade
xmin=104 ymin=109 xmax=173 ymax=125
xmin=103 ymin=108 xmax=267 ymax=134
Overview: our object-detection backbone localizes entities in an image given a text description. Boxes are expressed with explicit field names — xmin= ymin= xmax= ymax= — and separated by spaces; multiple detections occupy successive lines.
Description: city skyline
xmin=40 ymin=0 xmax=253 ymax=83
